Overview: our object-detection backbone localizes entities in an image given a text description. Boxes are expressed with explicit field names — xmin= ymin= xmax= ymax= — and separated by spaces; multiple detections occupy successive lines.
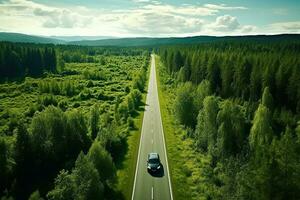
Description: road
xmin=131 ymin=55 xmax=173 ymax=200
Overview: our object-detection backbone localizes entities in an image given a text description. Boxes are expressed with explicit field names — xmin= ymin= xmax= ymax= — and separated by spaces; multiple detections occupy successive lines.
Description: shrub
xmin=38 ymin=95 xmax=58 ymax=107
xmin=127 ymin=117 xmax=135 ymax=129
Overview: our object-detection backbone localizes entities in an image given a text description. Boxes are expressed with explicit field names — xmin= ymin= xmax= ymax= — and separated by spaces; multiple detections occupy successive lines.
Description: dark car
xmin=147 ymin=153 xmax=161 ymax=172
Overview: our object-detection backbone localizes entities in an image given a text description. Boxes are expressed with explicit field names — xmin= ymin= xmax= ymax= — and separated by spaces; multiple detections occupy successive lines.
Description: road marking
xmin=151 ymin=187 xmax=154 ymax=200
xmin=131 ymin=92 xmax=148 ymax=200
xmin=154 ymin=55 xmax=174 ymax=200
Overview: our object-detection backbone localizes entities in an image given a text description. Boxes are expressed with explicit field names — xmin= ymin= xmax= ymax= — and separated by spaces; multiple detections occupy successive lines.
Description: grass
xmin=155 ymin=55 xmax=209 ymax=200
xmin=116 ymin=61 xmax=150 ymax=200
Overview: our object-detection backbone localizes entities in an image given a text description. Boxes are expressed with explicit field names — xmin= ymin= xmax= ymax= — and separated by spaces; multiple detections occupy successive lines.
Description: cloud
xmin=272 ymin=8 xmax=288 ymax=16
xmin=270 ymin=21 xmax=300 ymax=32
xmin=204 ymin=4 xmax=247 ymax=10
xmin=0 ymin=0 xmax=91 ymax=29
xmin=119 ymin=12 xmax=203 ymax=34
xmin=0 ymin=0 xmax=255 ymax=36
xmin=205 ymin=15 xmax=256 ymax=35
xmin=213 ymin=15 xmax=240 ymax=31
xmin=33 ymin=7 xmax=91 ymax=28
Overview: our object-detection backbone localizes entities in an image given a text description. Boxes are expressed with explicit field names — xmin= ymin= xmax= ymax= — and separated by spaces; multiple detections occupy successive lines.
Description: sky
xmin=0 ymin=0 xmax=299 ymax=37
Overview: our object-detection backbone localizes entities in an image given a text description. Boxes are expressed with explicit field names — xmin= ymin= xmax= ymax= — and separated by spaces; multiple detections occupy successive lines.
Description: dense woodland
xmin=0 ymin=42 xmax=149 ymax=199
xmin=157 ymin=41 xmax=300 ymax=199
xmin=0 ymin=42 xmax=57 ymax=78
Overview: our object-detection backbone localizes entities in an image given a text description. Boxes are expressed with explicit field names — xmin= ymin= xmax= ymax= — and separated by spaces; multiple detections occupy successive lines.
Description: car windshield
xmin=149 ymin=158 xmax=159 ymax=164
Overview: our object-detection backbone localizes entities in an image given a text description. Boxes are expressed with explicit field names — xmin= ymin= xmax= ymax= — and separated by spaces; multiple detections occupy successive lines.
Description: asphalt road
xmin=131 ymin=55 xmax=173 ymax=200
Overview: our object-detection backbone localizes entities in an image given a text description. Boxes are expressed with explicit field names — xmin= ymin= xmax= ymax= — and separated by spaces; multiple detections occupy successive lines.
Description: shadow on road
xmin=148 ymin=164 xmax=165 ymax=178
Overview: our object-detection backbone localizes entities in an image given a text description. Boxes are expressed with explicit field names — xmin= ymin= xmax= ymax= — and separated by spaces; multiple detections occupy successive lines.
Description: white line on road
xmin=151 ymin=187 xmax=154 ymax=200
xmin=131 ymin=100 xmax=147 ymax=200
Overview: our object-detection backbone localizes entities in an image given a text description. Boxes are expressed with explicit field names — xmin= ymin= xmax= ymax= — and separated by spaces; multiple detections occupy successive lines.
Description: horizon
xmin=0 ymin=0 xmax=299 ymax=37
xmin=1 ymin=31 xmax=300 ymax=39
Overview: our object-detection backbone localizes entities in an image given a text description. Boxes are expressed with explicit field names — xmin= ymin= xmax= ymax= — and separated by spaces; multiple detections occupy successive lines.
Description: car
xmin=147 ymin=153 xmax=161 ymax=173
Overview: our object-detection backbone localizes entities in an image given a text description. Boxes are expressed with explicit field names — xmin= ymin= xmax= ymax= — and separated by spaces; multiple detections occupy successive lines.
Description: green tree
xmin=88 ymin=141 xmax=115 ymax=182
xmin=272 ymin=126 xmax=300 ymax=199
xmin=174 ymin=82 xmax=196 ymax=128
xmin=249 ymin=104 xmax=273 ymax=163
xmin=195 ymin=96 xmax=219 ymax=152
xmin=90 ymin=104 xmax=100 ymax=140
xmin=194 ymin=79 xmax=211 ymax=112
xmin=73 ymin=152 xmax=104 ymax=199
xmin=217 ymin=100 xmax=246 ymax=157
xmin=28 ymin=190 xmax=44 ymax=200
xmin=48 ymin=152 xmax=104 ymax=200
xmin=262 ymin=87 xmax=274 ymax=111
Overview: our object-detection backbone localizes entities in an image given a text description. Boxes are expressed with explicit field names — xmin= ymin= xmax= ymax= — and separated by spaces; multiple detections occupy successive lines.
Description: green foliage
xmin=48 ymin=152 xmax=104 ymax=200
xmin=262 ymin=87 xmax=274 ymax=111
xmin=194 ymin=79 xmax=211 ymax=112
xmin=174 ymin=82 xmax=196 ymax=128
xmin=130 ymin=89 xmax=142 ymax=108
xmin=38 ymin=94 xmax=58 ymax=107
xmin=157 ymin=40 xmax=300 ymax=200
xmin=88 ymin=140 xmax=115 ymax=182
xmin=39 ymin=80 xmax=77 ymax=96
xmin=28 ymin=190 xmax=43 ymax=200
xmin=83 ymin=69 xmax=106 ymax=80
xmin=127 ymin=116 xmax=135 ymax=129
xmin=90 ymin=104 xmax=100 ymax=140
xmin=271 ymin=126 xmax=300 ymax=199
xmin=0 ymin=43 xmax=57 ymax=79
xmin=217 ymin=100 xmax=246 ymax=157
xmin=195 ymin=96 xmax=219 ymax=152
xmin=127 ymin=95 xmax=135 ymax=114
xmin=249 ymin=104 xmax=273 ymax=162
xmin=0 ymin=45 xmax=149 ymax=199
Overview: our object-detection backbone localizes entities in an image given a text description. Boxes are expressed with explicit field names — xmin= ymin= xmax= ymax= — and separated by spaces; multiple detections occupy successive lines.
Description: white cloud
xmin=203 ymin=15 xmax=256 ymax=35
xmin=0 ymin=0 xmax=258 ymax=36
xmin=240 ymin=25 xmax=256 ymax=33
xmin=213 ymin=15 xmax=240 ymax=31
xmin=270 ymin=21 xmax=300 ymax=32
xmin=204 ymin=4 xmax=247 ymax=10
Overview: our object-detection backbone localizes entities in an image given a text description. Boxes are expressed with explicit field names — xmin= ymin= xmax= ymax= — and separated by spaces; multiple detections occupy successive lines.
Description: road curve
xmin=131 ymin=55 xmax=173 ymax=200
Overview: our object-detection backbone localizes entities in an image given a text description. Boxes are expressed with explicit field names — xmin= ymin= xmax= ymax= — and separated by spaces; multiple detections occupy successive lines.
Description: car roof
xmin=148 ymin=153 xmax=159 ymax=159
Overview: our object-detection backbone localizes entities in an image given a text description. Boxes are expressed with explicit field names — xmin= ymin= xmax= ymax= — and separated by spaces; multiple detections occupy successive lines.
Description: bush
xmin=130 ymin=89 xmax=142 ymax=108
xmin=58 ymin=100 xmax=68 ymax=111
xmin=127 ymin=117 xmax=135 ymax=129
xmin=118 ymin=102 xmax=129 ymax=122
xmin=38 ymin=95 xmax=58 ymax=107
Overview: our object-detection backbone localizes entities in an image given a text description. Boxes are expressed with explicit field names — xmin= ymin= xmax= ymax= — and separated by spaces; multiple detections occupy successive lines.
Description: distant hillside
xmin=50 ymin=36 xmax=117 ymax=42
xmin=0 ymin=32 xmax=65 ymax=44
xmin=68 ymin=36 xmax=219 ymax=46
xmin=0 ymin=32 xmax=300 ymax=46
xmin=69 ymin=34 xmax=300 ymax=46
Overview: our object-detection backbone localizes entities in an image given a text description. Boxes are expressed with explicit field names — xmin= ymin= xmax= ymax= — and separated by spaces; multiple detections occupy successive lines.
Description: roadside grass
xmin=155 ymin=55 xmax=209 ymax=200
xmin=116 ymin=61 xmax=150 ymax=200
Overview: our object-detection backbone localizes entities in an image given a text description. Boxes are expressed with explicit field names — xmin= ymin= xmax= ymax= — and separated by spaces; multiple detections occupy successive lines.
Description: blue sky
xmin=0 ymin=0 xmax=299 ymax=36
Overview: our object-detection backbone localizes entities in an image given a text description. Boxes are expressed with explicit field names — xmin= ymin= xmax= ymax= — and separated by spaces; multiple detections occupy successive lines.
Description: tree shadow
xmin=104 ymin=184 xmax=126 ymax=200
xmin=109 ymin=136 xmax=128 ymax=170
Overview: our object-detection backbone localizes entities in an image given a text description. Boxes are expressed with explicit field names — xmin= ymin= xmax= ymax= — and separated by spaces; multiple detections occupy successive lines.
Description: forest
xmin=0 ymin=42 xmax=149 ymax=199
xmin=156 ymin=40 xmax=300 ymax=200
